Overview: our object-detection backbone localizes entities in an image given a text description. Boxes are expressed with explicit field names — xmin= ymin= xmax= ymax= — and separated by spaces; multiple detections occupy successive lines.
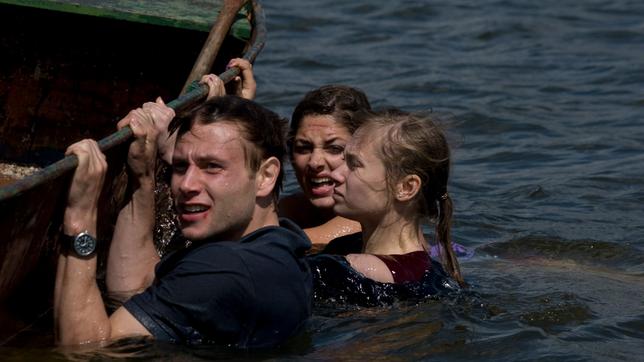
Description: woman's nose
xmin=307 ymin=149 xmax=325 ymax=170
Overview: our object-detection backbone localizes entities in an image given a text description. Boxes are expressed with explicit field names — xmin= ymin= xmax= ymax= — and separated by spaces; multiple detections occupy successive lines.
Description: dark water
xmin=264 ymin=1 xmax=644 ymax=360
xmin=4 ymin=0 xmax=644 ymax=360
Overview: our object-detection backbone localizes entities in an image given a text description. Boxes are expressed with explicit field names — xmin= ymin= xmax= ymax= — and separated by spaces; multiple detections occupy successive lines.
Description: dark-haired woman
xmin=278 ymin=85 xmax=372 ymax=246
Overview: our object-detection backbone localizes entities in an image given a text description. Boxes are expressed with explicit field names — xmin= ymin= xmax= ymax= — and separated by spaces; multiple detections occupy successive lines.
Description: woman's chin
xmin=308 ymin=195 xmax=335 ymax=209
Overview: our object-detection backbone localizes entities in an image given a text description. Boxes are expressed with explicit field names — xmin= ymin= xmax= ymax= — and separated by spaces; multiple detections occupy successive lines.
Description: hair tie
xmin=440 ymin=192 xmax=449 ymax=201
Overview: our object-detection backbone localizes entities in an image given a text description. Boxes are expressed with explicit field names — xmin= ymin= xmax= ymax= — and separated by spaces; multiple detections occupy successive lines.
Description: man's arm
xmin=56 ymin=254 xmax=151 ymax=345
xmin=106 ymin=176 xmax=159 ymax=298
xmin=107 ymin=106 xmax=168 ymax=298
xmin=55 ymin=140 xmax=151 ymax=345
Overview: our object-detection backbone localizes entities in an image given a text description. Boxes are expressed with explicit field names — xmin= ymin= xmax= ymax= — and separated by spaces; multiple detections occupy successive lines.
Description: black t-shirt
xmin=124 ymin=219 xmax=312 ymax=348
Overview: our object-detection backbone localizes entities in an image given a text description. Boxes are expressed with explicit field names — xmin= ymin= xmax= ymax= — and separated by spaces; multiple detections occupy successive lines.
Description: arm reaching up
xmin=55 ymin=139 xmax=151 ymax=345
xmin=108 ymin=106 xmax=167 ymax=299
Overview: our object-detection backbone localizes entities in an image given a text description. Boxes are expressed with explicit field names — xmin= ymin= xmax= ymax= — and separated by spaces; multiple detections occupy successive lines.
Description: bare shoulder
xmin=345 ymin=253 xmax=394 ymax=283
xmin=305 ymin=216 xmax=361 ymax=245
xmin=278 ymin=194 xmax=361 ymax=243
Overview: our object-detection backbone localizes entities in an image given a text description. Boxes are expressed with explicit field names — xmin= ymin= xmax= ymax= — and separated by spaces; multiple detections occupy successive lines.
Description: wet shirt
xmin=322 ymin=232 xmax=432 ymax=283
xmin=373 ymin=251 xmax=430 ymax=283
xmin=124 ymin=219 xmax=312 ymax=348
xmin=307 ymin=233 xmax=457 ymax=306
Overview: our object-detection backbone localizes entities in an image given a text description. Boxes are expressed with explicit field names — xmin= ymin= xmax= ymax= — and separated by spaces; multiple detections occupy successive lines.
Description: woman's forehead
xmin=348 ymin=132 xmax=380 ymax=160
xmin=298 ymin=114 xmax=349 ymax=134
xmin=353 ymin=124 xmax=383 ymax=147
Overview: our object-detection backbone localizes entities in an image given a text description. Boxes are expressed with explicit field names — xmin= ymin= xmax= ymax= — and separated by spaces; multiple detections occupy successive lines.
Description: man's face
xmin=171 ymin=121 xmax=258 ymax=241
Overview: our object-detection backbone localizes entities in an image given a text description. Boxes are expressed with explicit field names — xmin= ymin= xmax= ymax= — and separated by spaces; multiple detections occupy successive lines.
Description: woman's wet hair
xmin=355 ymin=109 xmax=465 ymax=287
xmin=288 ymin=85 xmax=371 ymax=152
xmin=170 ymin=95 xmax=288 ymax=201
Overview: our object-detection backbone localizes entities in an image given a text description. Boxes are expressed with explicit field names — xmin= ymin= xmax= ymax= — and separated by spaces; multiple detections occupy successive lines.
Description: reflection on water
xmin=2 ymin=0 xmax=644 ymax=359
xmin=479 ymin=236 xmax=644 ymax=272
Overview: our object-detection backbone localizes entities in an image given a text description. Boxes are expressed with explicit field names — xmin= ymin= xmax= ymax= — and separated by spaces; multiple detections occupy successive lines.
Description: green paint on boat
xmin=0 ymin=0 xmax=251 ymax=39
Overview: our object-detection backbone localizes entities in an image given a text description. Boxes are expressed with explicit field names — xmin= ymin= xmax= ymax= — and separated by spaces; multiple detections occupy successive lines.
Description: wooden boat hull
xmin=0 ymin=0 xmax=264 ymax=343
xmin=0 ymin=3 xmax=248 ymax=162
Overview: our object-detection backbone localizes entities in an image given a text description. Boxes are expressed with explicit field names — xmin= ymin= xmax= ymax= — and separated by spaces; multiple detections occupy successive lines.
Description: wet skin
xmin=171 ymin=122 xmax=259 ymax=242
xmin=291 ymin=114 xmax=353 ymax=210
xmin=331 ymin=131 xmax=390 ymax=228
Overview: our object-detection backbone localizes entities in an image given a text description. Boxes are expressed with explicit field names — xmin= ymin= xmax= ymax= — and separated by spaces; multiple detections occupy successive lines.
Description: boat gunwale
xmin=0 ymin=0 xmax=266 ymax=202
xmin=0 ymin=0 xmax=252 ymax=35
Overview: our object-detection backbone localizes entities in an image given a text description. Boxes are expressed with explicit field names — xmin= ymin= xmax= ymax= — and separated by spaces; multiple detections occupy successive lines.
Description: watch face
xmin=73 ymin=232 xmax=97 ymax=257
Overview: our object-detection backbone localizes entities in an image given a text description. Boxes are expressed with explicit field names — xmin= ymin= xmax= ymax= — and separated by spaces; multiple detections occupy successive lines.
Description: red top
xmin=373 ymin=251 xmax=431 ymax=283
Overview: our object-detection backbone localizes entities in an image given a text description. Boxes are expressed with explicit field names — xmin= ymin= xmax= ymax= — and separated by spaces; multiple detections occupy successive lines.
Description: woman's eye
xmin=344 ymin=152 xmax=363 ymax=171
xmin=326 ymin=145 xmax=345 ymax=155
xmin=293 ymin=144 xmax=312 ymax=154
xmin=346 ymin=157 xmax=361 ymax=170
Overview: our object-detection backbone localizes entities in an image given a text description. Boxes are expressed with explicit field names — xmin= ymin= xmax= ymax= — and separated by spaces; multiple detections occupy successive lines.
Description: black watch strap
xmin=60 ymin=231 xmax=97 ymax=258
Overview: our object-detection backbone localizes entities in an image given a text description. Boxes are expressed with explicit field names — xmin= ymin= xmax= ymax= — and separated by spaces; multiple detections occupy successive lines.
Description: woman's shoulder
xmin=305 ymin=216 xmax=362 ymax=245
xmin=319 ymin=232 xmax=363 ymax=255
xmin=345 ymin=253 xmax=395 ymax=283
xmin=306 ymin=251 xmax=457 ymax=307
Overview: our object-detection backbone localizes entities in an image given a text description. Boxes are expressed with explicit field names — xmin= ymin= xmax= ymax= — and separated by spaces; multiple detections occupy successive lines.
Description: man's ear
xmin=255 ymin=157 xmax=280 ymax=198
xmin=395 ymin=174 xmax=421 ymax=201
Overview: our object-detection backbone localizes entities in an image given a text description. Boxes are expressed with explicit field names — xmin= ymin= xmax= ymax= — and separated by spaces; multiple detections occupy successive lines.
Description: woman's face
xmin=331 ymin=129 xmax=390 ymax=224
xmin=291 ymin=114 xmax=352 ymax=209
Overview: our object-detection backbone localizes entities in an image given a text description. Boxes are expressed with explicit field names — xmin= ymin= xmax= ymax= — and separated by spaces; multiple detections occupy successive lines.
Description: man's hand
xmin=141 ymin=98 xmax=176 ymax=165
xmin=201 ymin=73 xmax=226 ymax=100
xmin=116 ymin=102 xmax=171 ymax=181
xmin=63 ymin=139 xmax=107 ymax=235
xmin=228 ymin=58 xmax=256 ymax=100
xmin=201 ymin=58 xmax=256 ymax=101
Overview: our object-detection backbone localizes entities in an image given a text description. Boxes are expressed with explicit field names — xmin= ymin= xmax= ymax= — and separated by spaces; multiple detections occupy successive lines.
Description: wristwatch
xmin=61 ymin=231 xmax=97 ymax=257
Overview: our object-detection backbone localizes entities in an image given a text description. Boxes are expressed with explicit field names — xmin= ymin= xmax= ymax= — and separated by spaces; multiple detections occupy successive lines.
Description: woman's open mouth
xmin=309 ymin=177 xmax=334 ymax=197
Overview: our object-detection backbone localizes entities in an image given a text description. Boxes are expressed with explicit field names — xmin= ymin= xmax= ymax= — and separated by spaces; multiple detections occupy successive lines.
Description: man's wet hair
xmin=170 ymin=95 xmax=288 ymax=200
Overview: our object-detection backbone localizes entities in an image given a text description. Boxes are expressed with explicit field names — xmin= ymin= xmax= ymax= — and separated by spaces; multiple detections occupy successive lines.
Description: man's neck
xmin=241 ymin=202 xmax=280 ymax=237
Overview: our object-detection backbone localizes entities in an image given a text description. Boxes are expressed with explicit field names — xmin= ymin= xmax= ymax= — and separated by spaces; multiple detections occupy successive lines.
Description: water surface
xmin=259 ymin=0 xmax=644 ymax=360
xmin=3 ymin=0 xmax=644 ymax=360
